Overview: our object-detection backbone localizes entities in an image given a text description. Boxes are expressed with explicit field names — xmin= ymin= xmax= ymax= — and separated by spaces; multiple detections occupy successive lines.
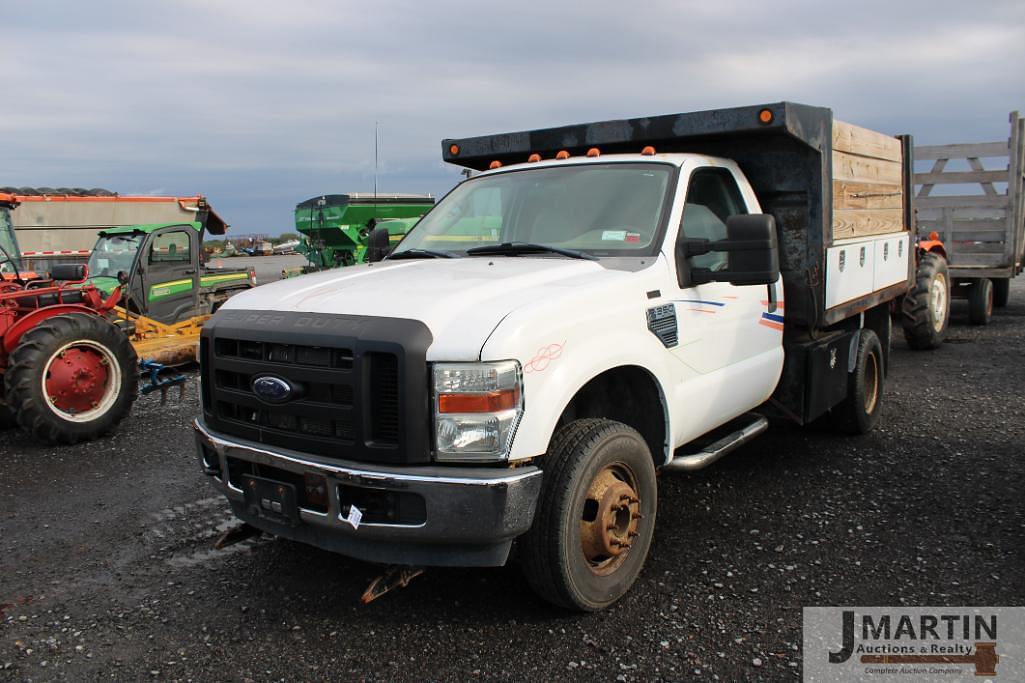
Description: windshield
xmin=0 ymin=208 xmax=19 ymax=274
xmin=88 ymin=232 xmax=144 ymax=278
xmin=391 ymin=163 xmax=676 ymax=258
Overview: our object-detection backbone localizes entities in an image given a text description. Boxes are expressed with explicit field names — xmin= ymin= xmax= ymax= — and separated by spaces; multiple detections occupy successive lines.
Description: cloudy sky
xmin=4 ymin=0 xmax=1024 ymax=235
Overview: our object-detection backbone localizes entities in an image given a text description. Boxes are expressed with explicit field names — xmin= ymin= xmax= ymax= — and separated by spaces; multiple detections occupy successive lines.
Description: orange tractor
xmin=1 ymin=193 xmax=138 ymax=443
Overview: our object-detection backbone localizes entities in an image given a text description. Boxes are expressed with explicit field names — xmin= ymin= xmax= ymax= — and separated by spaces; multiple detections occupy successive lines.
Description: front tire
xmin=520 ymin=419 xmax=657 ymax=611
xmin=901 ymin=252 xmax=949 ymax=350
xmin=968 ymin=278 xmax=994 ymax=326
xmin=5 ymin=314 xmax=138 ymax=444
xmin=831 ymin=329 xmax=884 ymax=435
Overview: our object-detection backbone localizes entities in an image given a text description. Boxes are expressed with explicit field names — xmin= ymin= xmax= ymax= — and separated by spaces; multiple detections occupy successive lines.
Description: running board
xmin=663 ymin=413 xmax=769 ymax=472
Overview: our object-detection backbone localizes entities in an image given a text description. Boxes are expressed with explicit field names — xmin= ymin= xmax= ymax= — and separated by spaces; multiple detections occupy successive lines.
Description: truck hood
xmin=220 ymin=257 xmax=615 ymax=359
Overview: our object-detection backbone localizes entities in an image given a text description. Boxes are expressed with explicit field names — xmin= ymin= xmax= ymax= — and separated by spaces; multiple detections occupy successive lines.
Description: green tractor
xmin=294 ymin=193 xmax=434 ymax=271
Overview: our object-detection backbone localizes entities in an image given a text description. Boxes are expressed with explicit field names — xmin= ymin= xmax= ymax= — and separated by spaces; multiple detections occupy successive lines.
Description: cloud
xmin=3 ymin=0 xmax=1024 ymax=233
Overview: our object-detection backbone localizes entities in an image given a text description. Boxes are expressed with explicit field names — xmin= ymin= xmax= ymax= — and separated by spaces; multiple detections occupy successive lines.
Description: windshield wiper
xmin=386 ymin=248 xmax=456 ymax=260
xmin=465 ymin=242 xmax=597 ymax=261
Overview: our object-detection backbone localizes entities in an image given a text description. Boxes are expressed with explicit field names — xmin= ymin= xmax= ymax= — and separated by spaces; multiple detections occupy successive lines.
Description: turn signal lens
xmin=438 ymin=388 xmax=520 ymax=413
xmin=527 ymin=153 xmax=541 ymax=163
xmin=433 ymin=361 xmax=523 ymax=462
xmin=586 ymin=147 xmax=601 ymax=157
xmin=555 ymin=150 xmax=570 ymax=160
xmin=449 ymin=144 xmax=460 ymax=156
xmin=758 ymin=108 xmax=774 ymax=124
xmin=489 ymin=160 xmax=502 ymax=169
xmin=641 ymin=146 xmax=656 ymax=156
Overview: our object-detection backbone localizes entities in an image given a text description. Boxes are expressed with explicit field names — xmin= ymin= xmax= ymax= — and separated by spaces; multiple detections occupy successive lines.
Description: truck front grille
xmin=200 ymin=311 xmax=433 ymax=465
xmin=367 ymin=352 xmax=399 ymax=444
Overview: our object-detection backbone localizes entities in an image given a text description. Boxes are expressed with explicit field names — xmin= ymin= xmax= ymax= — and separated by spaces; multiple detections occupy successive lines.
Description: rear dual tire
xmin=992 ymin=278 xmax=1010 ymax=308
xmin=831 ymin=329 xmax=884 ymax=435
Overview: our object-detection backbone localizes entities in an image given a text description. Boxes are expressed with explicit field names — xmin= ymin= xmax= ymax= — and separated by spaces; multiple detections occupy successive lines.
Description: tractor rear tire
xmin=992 ymin=278 xmax=1010 ymax=308
xmin=520 ymin=419 xmax=657 ymax=611
xmin=968 ymin=279 xmax=994 ymax=326
xmin=5 ymin=313 xmax=138 ymax=444
xmin=830 ymin=329 xmax=884 ymax=435
xmin=901 ymin=252 xmax=949 ymax=350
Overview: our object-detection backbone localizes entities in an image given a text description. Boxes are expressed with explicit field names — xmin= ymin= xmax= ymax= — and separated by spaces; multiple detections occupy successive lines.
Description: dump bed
xmin=443 ymin=101 xmax=914 ymax=329
xmin=914 ymin=112 xmax=1025 ymax=279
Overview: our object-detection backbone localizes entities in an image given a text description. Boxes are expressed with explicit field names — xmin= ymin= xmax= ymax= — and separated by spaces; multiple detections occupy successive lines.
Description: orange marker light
xmin=641 ymin=146 xmax=656 ymax=156
xmin=449 ymin=144 xmax=460 ymax=156
xmin=586 ymin=147 xmax=601 ymax=157
xmin=928 ymin=230 xmax=940 ymax=241
xmin=758 ymin=109 xmax=774 ymax=124
xmin=438 ymin=389 xmax=520 ymax=413
xmin=489 ymin=160 xmax=503 ymax=169
xmin=527 ymin=153 xmax=541 ymax=163
xmin=555 ymin=150 xmax=570 ymax=160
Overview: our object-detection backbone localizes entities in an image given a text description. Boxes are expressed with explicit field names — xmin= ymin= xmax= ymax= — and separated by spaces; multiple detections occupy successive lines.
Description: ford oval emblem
xmin=251 ymin=375 xmax=295 ymax=404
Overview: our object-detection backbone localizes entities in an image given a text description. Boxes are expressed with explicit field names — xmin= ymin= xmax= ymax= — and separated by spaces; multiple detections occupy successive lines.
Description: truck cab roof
xmin=474 ymin=152 xmax=732 ymax=178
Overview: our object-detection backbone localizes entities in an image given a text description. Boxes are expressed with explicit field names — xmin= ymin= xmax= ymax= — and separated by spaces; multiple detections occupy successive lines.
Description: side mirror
xmin=117 ymin=270 xmax=130 ymax=285
xmin=676 ymin=214 xmax=779 ymax=287
xmin=366 ymin=226 xmax=392 ymax=262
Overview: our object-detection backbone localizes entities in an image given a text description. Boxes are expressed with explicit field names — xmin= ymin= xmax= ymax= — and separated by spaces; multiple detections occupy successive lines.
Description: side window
xmin=149 ymin=231 xmax=192 ymax=264
xmin=679 ymin=169 xmax=748 ymax=273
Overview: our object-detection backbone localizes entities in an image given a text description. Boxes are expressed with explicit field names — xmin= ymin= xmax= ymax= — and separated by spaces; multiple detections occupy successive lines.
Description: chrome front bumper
xmin=194 ymin=419 xmax=542 ymax=567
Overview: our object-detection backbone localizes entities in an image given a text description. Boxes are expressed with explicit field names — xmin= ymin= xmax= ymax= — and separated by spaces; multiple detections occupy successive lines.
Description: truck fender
xmin=515 ymin=347 xmax=674 ymax=466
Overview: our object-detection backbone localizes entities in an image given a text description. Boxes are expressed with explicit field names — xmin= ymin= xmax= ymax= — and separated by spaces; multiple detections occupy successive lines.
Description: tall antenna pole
xmin=374 ymin=121 xmax=379 ymax=200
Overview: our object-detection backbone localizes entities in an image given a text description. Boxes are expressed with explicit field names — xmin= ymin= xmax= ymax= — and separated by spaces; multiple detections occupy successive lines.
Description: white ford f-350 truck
xmin=196 ymin=102 xmax=915 ymax=610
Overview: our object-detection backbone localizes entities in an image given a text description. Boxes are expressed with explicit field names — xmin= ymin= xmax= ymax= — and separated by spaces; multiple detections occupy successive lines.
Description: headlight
xmin=433 ymin=361 xmax=523 ymax=462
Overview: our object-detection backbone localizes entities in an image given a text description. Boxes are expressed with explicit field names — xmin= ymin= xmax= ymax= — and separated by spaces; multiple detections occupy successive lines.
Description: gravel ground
xmin=1 ymin=280 xmax=1023 ymax=682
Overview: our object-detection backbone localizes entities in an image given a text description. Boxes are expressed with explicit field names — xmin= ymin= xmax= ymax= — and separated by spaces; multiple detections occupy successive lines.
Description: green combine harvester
xmin=294 ymin=193 xmax=435 ymax=271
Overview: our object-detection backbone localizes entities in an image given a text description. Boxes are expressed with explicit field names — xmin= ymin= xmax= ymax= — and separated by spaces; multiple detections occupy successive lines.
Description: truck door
xmin=669 ymin=166 xmax=784 ymax=427
xmin=141 ymin=226 xmax=200 ymax=324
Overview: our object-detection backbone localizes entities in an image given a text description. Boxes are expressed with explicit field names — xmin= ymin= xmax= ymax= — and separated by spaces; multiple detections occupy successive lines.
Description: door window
xmin=679 ymin=169 xmax=748 ymax=272
xmin=149 ymin=231 xmax=192 ymax=264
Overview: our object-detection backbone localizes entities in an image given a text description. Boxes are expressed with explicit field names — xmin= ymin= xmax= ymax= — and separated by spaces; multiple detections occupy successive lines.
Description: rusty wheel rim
xmin=579 ymin=463 xmax=642 ymax=576
xmin=863 ymin=351 xmax=879 ymax=415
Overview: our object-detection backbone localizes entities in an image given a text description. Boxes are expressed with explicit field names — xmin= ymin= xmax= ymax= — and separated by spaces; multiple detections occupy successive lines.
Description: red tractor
xmin=1 ymin=194 xmax=138 ymax=443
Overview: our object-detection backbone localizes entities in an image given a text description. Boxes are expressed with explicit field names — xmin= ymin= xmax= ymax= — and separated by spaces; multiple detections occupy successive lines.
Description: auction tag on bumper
xmin=343 ymin=504 xmax=363 ymax=530
xmin=803 ymin=607 xmax=1025 ymax=681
